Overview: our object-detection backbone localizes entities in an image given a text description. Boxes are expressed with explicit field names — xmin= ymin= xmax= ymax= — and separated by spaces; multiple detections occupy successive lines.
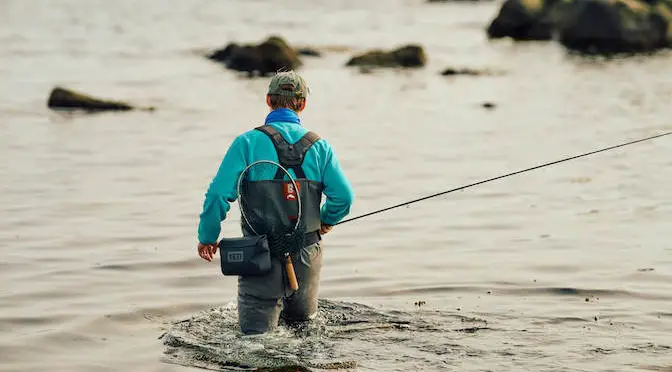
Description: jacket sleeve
xmin=319 ymin=143 xmax=354 ymax=225
xmin=197 ymin=136 xmax=247 ymax=244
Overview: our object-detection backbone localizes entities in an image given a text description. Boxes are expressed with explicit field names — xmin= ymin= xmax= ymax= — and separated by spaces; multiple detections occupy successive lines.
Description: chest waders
xmin=238 ymin=125 xmax=324 ymax=289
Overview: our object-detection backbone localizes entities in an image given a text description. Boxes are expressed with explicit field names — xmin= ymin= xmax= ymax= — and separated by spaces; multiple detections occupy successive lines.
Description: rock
xmin=207 ymin=35 xmax=301 ymax=76
xmin=345 ymin=44 xmax=427 ymax=68
xmin=486 ymin=0 xmax=672 ymax=54
xmin=441 ymin=67 xmax=502 ymax=76
xmin=257 ymin=36 xmax=301 ymax=72
xmin=556 ymin=0 xmax=672 ymax=54
xmin=297 ymin=47 xmax=321 ymax=57
xmin=207 ymin=42 xmax=239 ymax=62
xmin=47 ymin=87 xmax=150 ymax=112
xmin=486 ymin=0 xmax=559 ymax=41
xmin=222 ymin=45 xmax=262 ymax=75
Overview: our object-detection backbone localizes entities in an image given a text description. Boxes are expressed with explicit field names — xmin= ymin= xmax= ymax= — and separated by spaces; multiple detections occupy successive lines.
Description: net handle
xmin=236 ymin=160 xmax=302 ymax=236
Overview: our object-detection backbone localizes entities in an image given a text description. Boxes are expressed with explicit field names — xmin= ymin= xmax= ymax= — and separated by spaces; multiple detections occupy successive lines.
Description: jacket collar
xmin=264 ymin=108 xmax=301 ymax=126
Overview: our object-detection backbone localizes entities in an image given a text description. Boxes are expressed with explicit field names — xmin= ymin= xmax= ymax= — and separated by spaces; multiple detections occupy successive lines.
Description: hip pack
xmin=218 ymin=235 xmax=271 ymax=277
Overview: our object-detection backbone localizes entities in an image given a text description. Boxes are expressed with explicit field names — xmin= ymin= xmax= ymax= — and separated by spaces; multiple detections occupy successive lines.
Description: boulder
xmin=345 ymin=45 xmax=427 ymax=68
xmin=47 ymin=87 xmax=151 ymax=112
xmin=207 ymin=36 xmax=301 ymax=76
xmin=207 ymin=43 xmax=239 ymax=62
xmin=486 ymin=0 xmax=672 ymax=53
xmin=486 ymin=0 xmax=559 ymax=40
xmin=556 ymin=0 xmax=672 ymax=54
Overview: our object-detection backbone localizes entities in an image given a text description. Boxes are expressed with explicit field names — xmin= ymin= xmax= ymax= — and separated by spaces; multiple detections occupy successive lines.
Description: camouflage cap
xmin=267 ymin=71 xmax=310 ymax=98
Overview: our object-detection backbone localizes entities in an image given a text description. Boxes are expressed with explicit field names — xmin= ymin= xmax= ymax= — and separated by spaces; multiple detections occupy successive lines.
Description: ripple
xmin=92 ymin=257 xmax=203 ymax=272
xmin=0 ymin=315 xmax=70 ymax=327
xmin=627 ymin=343 xmax=672 ymax=353
xmin=160 ymin=299 xmax=496 ymax=371
xmin=93 ymin=264 xmax=134 ymax=271
xmin=1 ymin=1 xmax=671 ymax=371
xmin=382 ymin=285 xmax=672 ymax=301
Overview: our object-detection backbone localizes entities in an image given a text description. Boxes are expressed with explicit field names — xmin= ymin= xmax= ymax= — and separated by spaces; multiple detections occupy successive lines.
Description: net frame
xmin=236 ymin=160 xmax=305 ymax=257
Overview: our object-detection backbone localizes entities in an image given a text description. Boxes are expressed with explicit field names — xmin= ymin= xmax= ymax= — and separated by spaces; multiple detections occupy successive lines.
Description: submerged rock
xmin=47 ymin=87 xmax=151 ymax=112
xmin=207 ymin=35 xmax=302 ymax=76
xmin=441 ymin=67 xmax=505 ymax=76
xmin=297 ymin=47 xmax=322 ymax=57
xmin=345 ymin=44 xmax=427 ymax=68
xmin=486 ymin=0 xmax=672 ymax=54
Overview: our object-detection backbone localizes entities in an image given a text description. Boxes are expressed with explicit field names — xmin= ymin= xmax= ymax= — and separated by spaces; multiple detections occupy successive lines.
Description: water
xmin=1 ymin=0 xmax=671 ymax=371
xmin=160 ymin=298 xmax=671 ymax=371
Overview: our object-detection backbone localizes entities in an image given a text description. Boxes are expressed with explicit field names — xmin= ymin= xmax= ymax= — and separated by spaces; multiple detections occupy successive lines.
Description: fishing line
xmin=335 ymin=130 xmax=672 ymax=226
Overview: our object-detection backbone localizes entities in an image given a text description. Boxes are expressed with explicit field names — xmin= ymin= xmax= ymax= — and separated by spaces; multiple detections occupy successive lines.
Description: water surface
xmin=1 ymin=0 xmax=671 ymax=371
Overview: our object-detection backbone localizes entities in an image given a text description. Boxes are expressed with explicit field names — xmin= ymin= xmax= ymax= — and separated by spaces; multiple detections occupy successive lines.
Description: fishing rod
xmin=335 ymin=130 xmax=672 ymax=226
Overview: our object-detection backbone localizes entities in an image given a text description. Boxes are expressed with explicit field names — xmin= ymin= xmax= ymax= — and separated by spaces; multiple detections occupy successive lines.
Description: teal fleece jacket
xmin=197 ymin=108 xmax=354 ymax=244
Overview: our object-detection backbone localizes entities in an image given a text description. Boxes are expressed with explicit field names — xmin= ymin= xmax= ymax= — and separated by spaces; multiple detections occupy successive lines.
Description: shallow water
xmin=1 ymin=0 xmax=671 ymax=371
xmin=161 ymin=298 xmax=671 ymax=371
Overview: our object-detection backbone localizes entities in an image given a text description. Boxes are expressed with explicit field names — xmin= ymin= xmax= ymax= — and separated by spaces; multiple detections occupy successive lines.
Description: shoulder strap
xmin=255 ymin=125 xmax=286 ymax=148
xmin=255 ymin=125 xmax=321 ymax=179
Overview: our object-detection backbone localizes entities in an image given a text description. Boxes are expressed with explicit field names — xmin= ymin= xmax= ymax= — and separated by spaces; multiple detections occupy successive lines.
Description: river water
xmin=1 ymin=0 xmax=671 ymax=371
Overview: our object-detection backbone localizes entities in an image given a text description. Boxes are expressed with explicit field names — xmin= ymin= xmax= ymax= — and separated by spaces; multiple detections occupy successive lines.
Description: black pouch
xmin=218 ymin=235 xmax=271 ymax=276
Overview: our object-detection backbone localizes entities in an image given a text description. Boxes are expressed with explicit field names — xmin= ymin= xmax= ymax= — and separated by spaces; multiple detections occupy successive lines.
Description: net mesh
xmin=237 ymin=160 xmax=305 ymax=258
xmin=266 ymin=226 xmax=306 ymax=258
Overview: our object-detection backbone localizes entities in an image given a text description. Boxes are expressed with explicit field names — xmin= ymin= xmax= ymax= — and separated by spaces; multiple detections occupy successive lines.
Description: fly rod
xmin=335 ymin=130 xmax=672 ymax=226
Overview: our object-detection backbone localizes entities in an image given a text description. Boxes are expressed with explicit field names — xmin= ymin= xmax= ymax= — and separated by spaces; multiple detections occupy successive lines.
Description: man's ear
xmin=266 ymin=95 xmax=272 ymax=108
xmin=298 ymin=99 xmax=307 ymax=112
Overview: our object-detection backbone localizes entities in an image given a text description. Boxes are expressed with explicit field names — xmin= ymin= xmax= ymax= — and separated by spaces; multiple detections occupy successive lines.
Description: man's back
xmin=196 ymin=71 xmax=353 ymax=335
xmin=197 ymin=108 xmax=353 ymax=250
xmin=233 ymin=117 xmax=332 ymax=183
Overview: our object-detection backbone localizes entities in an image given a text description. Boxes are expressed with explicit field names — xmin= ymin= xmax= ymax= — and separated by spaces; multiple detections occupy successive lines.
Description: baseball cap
xmin=267 ymin=71 xmax=310 ymax=98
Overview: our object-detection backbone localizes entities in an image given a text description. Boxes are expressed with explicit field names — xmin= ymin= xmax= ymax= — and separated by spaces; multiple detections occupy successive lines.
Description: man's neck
xmin=265 ymin=108 xmax=301 ymax=125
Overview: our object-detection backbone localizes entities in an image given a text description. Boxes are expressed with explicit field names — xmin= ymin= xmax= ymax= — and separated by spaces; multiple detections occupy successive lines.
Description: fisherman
xmin=196 ymin=71 xmax=354 ymax=335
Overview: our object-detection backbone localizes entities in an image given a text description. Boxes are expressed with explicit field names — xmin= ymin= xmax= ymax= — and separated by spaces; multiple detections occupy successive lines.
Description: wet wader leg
xmin=281 ymin=243 xmax=323 ymax=322
xmin=237 ymin=294 xmax=282 ymax=335
xmin=237 ymin=258 xmax=285 ymax=335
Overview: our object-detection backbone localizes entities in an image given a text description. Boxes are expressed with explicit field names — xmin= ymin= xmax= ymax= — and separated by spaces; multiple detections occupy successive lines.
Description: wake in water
xmin=159 ymin=294 xmax=672 ymax=371
xmin=159 ymin=299 xmax=489 ymax=371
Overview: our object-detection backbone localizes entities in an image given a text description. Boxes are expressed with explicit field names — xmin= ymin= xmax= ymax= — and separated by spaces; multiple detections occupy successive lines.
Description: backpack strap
xmin=255 ymin=125 xmax=321 ymax=179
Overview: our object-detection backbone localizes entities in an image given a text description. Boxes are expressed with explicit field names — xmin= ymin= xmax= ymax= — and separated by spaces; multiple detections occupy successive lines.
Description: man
xmin=196 ymin=71 xmax=354 ymax=334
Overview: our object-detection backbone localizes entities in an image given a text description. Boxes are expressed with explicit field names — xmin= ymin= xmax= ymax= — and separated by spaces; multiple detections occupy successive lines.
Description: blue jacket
xmin=197 ymin=108 xmax=355 ymax=244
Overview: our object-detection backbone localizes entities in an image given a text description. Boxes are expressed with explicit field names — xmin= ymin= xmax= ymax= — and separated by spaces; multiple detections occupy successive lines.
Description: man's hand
xmin=198 ymin=242 xmax=218 ymax=262
xmin=320 ymin=224 xmax=333 ymax=235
